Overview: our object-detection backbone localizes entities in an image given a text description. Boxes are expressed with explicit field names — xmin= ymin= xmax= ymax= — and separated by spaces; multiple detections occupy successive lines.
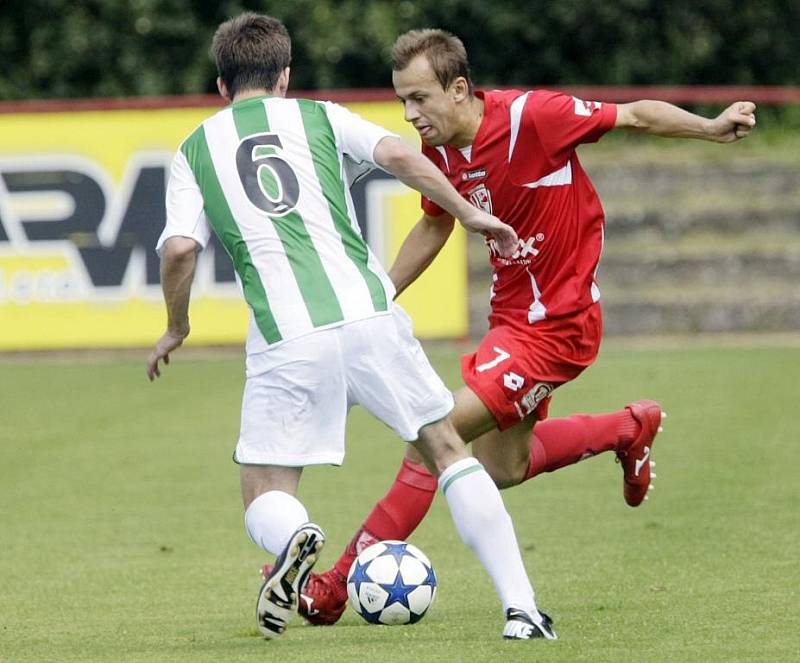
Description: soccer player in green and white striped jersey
xmin=146 ymin=13 xmax=556 ymax=641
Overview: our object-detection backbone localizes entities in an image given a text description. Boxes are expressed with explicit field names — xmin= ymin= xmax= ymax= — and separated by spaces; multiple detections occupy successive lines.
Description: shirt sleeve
xmin=156 ymin=148 xmax=211 ymax=256
xmin=323 ymin=101 xmax=398 ymax=167
xmin=421 ymin=194 xmax=445 ymax=217
xmin=527 ymin=90 xmax=617 ymax=164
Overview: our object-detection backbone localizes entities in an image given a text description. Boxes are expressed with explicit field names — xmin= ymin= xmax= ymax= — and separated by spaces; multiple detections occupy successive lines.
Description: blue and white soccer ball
xmin=347 ymin=540 xmax=437 ymax=625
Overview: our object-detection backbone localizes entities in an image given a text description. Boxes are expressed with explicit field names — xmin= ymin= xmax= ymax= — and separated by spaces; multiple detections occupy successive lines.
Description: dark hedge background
xmin=1 ymin=0 xmax=798 ymax=100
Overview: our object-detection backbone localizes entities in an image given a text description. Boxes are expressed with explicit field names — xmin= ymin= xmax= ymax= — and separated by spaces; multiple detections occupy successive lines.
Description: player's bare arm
xmin=389 ymin=212 xmax=455 ymax=296
xmin=614 ymin=100 xmax=756 ymax=142
xmin=146 ymin=235 xmax=198 ymax=381
xmin=373 ymin=136 xmax=517 ymax=256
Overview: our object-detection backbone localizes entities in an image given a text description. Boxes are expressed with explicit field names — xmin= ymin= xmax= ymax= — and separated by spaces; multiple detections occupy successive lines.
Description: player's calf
xmin=472 ymin=432 xmax=532 ymax=489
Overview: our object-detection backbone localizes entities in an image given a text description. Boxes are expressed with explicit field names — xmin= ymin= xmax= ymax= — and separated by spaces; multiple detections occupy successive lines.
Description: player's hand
xmin=709 ymin=101 xmax=756 ymax=143
xmin=459 ymin=209 xmax=519 ymax=257
xmin=146 ymin=327 xmax=188 ymax=381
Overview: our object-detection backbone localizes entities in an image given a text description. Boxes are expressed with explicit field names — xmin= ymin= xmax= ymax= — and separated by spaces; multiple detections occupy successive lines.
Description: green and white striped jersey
xmin=158 ymin=96 xmax=397 ymax=353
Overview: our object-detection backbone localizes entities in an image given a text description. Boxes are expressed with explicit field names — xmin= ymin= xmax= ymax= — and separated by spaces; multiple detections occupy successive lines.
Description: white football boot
xmin=256 ymin=523 xmax=325 ymax=639
xmin=503 ymin=608 xmax=558 ymax=640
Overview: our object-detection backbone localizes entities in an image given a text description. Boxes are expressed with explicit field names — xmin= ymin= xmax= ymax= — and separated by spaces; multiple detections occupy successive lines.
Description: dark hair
xmin=211 ymin=13 xmax=291 ymax=97
xmin=391 ymin=29 xmax=473 ymax=94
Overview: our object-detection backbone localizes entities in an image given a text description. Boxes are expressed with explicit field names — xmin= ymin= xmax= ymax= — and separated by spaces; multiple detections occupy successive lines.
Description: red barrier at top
xmin=559 ymin=85 xmax=800 ymax=104
xmin=0 ymin=86 xmax=797 ymax=114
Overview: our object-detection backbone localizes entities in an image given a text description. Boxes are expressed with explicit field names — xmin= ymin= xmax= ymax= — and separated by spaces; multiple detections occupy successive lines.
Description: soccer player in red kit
xmin=266 ymin=29 xmax=756 ymax=625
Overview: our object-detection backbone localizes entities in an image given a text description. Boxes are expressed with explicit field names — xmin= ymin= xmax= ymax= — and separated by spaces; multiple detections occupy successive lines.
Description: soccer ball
xmin=346 ymin=540 xmax=437 ymax=625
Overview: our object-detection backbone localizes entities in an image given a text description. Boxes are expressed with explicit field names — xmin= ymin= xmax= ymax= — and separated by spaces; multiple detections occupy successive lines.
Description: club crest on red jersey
xmin=468 ymin=183 xmax=493 ymax=214
xmin=573 ymin=97 xmax=602 ymax=117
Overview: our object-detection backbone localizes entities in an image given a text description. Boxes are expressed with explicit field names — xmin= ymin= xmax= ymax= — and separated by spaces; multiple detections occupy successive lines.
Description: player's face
xmin=393 ymin=55 xmax=464 ymax=147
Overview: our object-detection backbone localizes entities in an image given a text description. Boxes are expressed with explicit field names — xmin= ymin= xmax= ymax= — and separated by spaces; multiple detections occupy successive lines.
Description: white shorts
xmin=233 ymin=306 xmax=454 ymax=466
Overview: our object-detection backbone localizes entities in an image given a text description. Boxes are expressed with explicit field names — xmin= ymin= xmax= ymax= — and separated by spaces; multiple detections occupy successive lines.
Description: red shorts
xmin=461 ymin=303 xmax=602 ymax=430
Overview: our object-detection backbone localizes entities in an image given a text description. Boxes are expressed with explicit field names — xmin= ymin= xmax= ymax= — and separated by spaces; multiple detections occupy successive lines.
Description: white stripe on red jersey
xmin=421 ymin=89 xmax=617 ymax=329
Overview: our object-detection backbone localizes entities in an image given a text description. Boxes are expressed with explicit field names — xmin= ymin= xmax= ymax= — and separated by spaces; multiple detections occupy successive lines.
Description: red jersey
xmin=422 ymin=89 xmax=617 ymax=330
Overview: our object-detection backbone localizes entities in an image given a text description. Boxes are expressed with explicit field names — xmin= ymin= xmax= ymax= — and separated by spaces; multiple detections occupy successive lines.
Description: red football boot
xmin=260 ymin=564 xmax=348 ymax=625
xmin=616 ymin=400 xmax=665 ymax=507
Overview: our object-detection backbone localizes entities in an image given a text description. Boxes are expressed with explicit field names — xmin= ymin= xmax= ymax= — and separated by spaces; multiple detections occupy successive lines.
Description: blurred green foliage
xmin=1 ymin=0 xmax=798 ymax=99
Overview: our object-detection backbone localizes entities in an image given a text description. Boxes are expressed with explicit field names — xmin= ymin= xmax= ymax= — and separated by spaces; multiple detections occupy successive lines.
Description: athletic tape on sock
xmin=439 ymin=457 xmax=483 ymax=495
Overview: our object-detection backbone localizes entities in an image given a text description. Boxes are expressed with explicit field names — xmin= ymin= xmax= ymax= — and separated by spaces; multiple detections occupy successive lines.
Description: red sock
xmin=525 ymin=409 xmax=641 ymax=480
xmin=333 ymin=458 xmax=438 ymax=579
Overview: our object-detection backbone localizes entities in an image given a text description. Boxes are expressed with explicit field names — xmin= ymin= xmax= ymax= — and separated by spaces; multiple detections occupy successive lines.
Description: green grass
xmin=1 ymin=341 xmax=798 ymax=662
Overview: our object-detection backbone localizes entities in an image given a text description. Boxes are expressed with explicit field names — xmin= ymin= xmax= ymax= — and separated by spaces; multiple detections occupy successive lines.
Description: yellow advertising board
xmin=0 ymin=97 xmax=466 ymax=350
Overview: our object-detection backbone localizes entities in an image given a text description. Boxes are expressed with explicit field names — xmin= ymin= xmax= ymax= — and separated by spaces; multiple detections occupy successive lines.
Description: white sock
xmin=244 ymin=490 xmax=309 ymax=556
xmin=439 ymin=457 xmax=538 ymax=616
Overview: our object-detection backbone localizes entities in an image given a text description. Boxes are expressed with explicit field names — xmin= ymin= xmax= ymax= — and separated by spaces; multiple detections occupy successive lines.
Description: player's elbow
xmin=616 ymin=102 xmax=649 ymax=130
xmin=373 ymin=136 xmax=417 ymax=177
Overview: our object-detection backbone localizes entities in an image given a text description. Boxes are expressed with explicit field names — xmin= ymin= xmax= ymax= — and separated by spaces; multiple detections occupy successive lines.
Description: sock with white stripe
xmin=439 ymin=457 xmax=538 ymax=616
xmin=244 ymin=490 xmax=309 ymax=556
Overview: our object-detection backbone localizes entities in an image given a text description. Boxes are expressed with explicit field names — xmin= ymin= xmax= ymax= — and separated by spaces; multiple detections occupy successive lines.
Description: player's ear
xmin=217 ymin=77 xmax=231 ymax=103
xmin=451 ymin=76 xmax=470 ymax=103
xmin=275 ymin=67 xmax=291 ymax=97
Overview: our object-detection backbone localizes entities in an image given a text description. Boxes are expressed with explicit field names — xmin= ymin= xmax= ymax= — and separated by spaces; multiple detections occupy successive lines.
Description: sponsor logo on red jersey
xmin=488 ymin=234 xmax=544 ymax=263
xmin=462 ymin=168 xmax=487 ymax=181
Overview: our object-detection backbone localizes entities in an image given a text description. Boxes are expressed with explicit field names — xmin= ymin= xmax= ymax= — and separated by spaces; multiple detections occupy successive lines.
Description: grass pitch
xmin=1 ymin=340 xmax=798 ymax=662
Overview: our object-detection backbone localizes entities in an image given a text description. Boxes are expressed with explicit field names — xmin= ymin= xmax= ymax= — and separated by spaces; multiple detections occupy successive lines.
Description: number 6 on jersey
xmin=236 ymin=133 xmax=299 ymax=216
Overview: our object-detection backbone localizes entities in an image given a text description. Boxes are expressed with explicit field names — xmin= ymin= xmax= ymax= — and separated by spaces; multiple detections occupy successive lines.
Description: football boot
xmin=256 ymin=523 xmax=325 ymax=638
xmin=503 ymin=608 xmax=558 ymax=640
xmin=617 ymin=400 xmax=665 ymax=507
xmin=260 ymin=565 xmax=347 ymax=626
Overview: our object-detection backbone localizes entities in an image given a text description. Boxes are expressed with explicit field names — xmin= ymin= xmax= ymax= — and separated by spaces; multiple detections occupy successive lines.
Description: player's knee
xmin=414 ymin=418 xmax=468 ymax=476
xmin=404 ymin=442 xmax=426 ymax=465
xmin=488 ymin=467 xmax=521 ymax=490
xmin=474 ymin=449 xmax=528 ymax=489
